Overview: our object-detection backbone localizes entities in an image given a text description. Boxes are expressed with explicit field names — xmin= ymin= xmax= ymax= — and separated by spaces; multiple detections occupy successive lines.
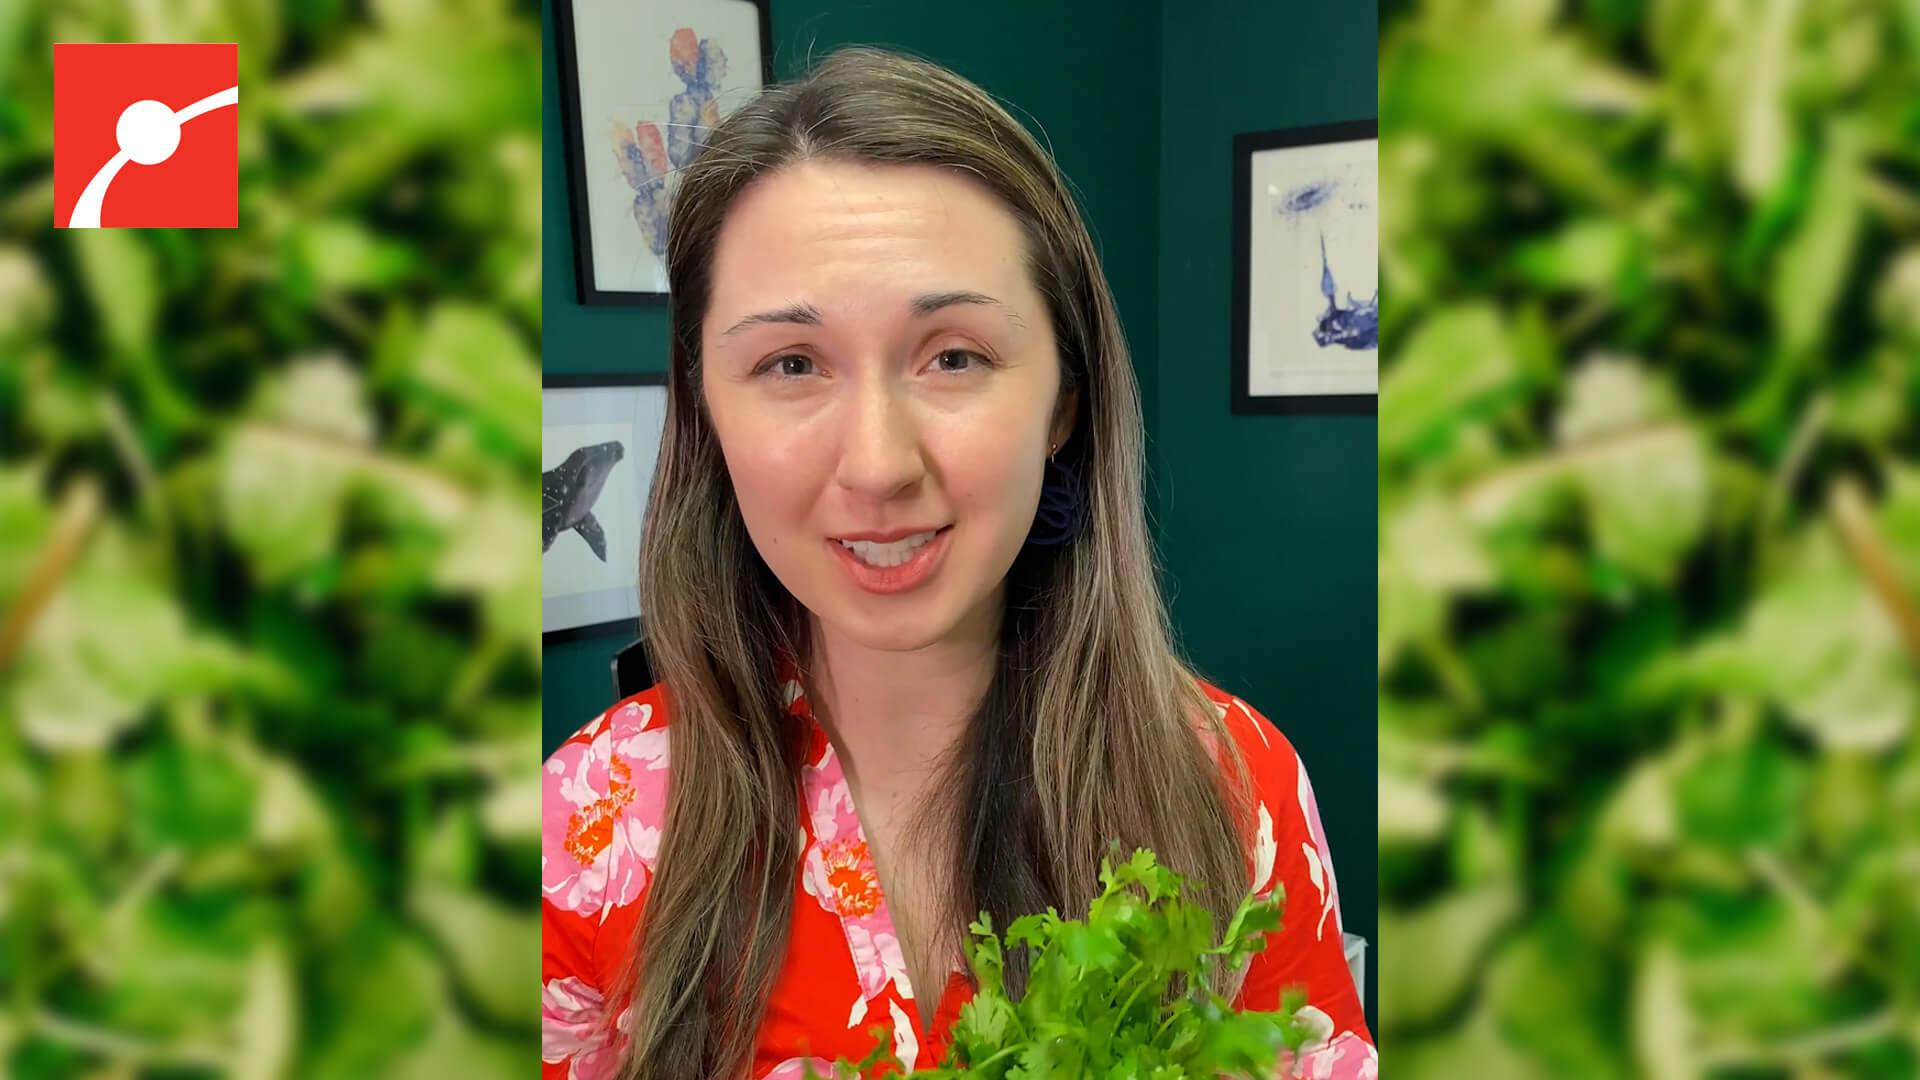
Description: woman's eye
xmin=756 ymin=350 xmax=990 ymax=379
xmin=932 ymin=349 xmax=991 ymax=374
xmin=759 ymin=354 xmax=814 ymax=379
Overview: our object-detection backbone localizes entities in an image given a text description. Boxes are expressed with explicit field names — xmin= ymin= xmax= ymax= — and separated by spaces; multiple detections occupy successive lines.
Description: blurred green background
xmin=0 ymin=1 xmax=542 ymax=1076
xmin=1379 ymin=0 xmax=1919 ymax=1076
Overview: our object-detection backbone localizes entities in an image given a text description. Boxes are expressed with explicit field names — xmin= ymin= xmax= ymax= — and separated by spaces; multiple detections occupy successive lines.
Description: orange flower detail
xmin=564 ymin=755 xmax=635 ymax=866
xmin=821 ymin=839 xmax=881 ymax=917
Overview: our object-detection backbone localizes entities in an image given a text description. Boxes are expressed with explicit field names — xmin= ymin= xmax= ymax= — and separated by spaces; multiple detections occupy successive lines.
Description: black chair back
xmin=611 ymin=625 xmax=655 ymax=701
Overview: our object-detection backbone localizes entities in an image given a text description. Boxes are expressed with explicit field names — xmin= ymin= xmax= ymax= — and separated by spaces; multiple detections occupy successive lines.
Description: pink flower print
xmin=764 ymin=1059 xmax=847 ymax=1080
xmin=1300 ymin=1033 xmax=1379 ymax=1080
xmin=542 ymin=976 xmax=628 ymax=1080
xmin=1296 ymin=759 xmax=1341 ymax=941
xmin=844 ymin=922 xmax=910 ymax=1002
xmin=1273 ymin=1007 xmax=1377 ymax=1080
xmin=806 ymin=767 xmax=859 ymax=846
xmin=804 ymin=837 xmax=883 ymax=918
xmin=543 ymin=709 xmax=669 ymax=917
xmin=1294 ymin=1004 xmax=1335 ymax=1055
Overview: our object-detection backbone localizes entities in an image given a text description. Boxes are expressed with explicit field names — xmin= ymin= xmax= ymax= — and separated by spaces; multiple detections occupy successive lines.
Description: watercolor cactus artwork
xmin=608 ymin=28 xmax=730 ymax=258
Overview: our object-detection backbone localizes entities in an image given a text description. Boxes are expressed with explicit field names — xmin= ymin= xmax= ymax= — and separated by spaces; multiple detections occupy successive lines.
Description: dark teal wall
xmin=1155 ymin=0 xmax=1379 ymax=1028
xmin=542 ymin=0 xmax=1375 ymax=1028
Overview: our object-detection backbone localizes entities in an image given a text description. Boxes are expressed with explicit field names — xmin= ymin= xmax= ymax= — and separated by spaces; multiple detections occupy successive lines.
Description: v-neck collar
xmin=775 ymin=650 xmax=972 ymax=1068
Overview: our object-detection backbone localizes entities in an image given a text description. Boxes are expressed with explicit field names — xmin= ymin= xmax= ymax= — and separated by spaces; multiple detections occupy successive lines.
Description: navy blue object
xmin=1026 ymin=450 xmax=1083 ymax=547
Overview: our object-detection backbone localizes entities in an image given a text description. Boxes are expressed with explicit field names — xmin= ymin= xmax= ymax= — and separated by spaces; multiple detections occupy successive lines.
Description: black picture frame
xmin=543 ymin=618 xmax=638 ymax=648
xmin=542 ymin=371 xmax=670 ymax=644
xmin=543 ymin=372 xmax=669 ymax=389
xmin=553 ymin=0 xmax=774 ymax=306
xmin=1230 ymin=119 xmax=1378 ymax=415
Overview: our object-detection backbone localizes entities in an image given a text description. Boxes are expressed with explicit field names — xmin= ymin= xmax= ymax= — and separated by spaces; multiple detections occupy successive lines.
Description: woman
xmin=542 ymin=46 xmax=1373 ymax=1080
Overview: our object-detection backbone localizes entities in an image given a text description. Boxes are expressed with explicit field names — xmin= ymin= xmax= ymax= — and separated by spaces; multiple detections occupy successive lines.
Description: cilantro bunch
xmin=807 ymin=846 xmax=1312 ymax=1079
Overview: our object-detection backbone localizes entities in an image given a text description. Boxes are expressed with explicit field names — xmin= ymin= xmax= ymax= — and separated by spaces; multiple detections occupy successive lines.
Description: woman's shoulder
xmin=1192 ymin=677 xmax=1305 ymax=785
xmin=551 ymin=681 xmax=674 ymax=751
xmin=1191 ymin=678 xmax=1332 ymax=900
xmin=542 ymin=682 xmax=675 ymax=921
xmin=1190 ymin=683 xmax=1370 ymax=1069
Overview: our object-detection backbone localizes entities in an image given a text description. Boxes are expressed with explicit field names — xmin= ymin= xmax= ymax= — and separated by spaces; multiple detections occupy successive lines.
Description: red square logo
xmin=54 ymin=43 xmax=238 ymax=229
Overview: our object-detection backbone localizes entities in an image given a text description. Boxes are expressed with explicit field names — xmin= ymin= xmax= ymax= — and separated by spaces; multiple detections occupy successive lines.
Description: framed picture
xmin=1231 ymin=120 xmax=1378 ymax=414
xmin=543 ymin=373 xmax=669 ymax=642
xmin=553 ymin=0 xmax=773 ymax=305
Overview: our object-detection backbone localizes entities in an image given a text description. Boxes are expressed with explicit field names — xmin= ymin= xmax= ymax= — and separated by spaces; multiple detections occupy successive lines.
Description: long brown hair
xmin=620 ymin=44 xmax=1257 ymax=1079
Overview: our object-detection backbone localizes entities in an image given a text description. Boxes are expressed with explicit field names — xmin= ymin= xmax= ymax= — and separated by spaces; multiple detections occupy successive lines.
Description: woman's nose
xmin=833 ymin=378 xmax=924 ymax=499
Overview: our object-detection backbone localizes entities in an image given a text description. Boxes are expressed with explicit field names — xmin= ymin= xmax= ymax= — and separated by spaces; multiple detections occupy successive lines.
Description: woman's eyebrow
xmin=720 ymin=301 xmax=823 ymax=339
xmin=908 ymin=290 xmax=1026 ymax=330
xmin=718 ymin=291 xmax=1025 ymax=340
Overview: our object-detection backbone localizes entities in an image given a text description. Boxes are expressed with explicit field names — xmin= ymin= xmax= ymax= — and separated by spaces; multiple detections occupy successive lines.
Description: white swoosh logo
xmin=68 ymin=85 xmax=238 ymax=229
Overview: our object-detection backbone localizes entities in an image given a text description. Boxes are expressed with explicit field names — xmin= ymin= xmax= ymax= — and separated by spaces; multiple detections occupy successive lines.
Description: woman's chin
xmin=824 ymin=610 xmax=951 ymax=654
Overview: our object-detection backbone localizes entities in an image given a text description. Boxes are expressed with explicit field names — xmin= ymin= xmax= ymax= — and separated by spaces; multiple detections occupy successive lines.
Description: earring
xmin=1028 ymin=438 xmax=1081 ymax=546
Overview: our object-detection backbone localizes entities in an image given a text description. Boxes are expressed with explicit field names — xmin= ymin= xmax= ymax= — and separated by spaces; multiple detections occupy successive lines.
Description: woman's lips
xmin=828 ymin=525 xmax=952 ymax=594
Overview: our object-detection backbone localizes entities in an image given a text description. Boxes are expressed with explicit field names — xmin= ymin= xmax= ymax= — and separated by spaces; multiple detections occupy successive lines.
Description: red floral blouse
xmin=542 ymin=657 xmax=1375 ymax=1078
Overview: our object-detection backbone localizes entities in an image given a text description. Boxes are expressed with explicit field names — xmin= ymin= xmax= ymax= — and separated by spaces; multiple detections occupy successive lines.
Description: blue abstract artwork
xmin=1312 ymin=233 xmax=1378 ymax=351
xmin=1245 ymin=134 xmax=1377 ymax=399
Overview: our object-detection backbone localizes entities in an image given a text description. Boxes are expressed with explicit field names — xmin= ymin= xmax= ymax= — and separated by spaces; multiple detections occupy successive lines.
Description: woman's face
xmin=701 ymin=159 xmax=1076 ymax=654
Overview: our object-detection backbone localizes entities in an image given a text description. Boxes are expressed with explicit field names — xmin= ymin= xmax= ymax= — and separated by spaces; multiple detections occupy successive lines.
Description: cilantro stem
xmin=1111 ymin=958 xmax=1151 ymax=1018
xmin=1153 ymin=1002 xmax=1185 ymax=1044
xmin=966 ymin=1043 xmax=1024 ymax=1073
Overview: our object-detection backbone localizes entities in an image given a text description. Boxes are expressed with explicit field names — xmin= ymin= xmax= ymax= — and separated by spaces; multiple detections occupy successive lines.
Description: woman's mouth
xmin=828 ymin=525 xmax=953 ymax=594
xmin=836 ymin=529 xmax=941 ymax=566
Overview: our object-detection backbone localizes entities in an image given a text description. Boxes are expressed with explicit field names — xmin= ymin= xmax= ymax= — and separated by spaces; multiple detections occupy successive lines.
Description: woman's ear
xmin=1050 ymin=384 xmax=1080 ymax=452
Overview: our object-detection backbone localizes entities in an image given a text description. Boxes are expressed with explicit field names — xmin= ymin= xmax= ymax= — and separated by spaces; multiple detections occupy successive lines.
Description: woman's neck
xmin=803 ymin=604 xmax=999 ymax=808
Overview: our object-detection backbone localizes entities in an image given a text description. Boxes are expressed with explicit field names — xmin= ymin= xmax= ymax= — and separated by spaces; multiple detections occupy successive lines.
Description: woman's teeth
xmin=838 ymin=530 xmax=938 ymax=567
